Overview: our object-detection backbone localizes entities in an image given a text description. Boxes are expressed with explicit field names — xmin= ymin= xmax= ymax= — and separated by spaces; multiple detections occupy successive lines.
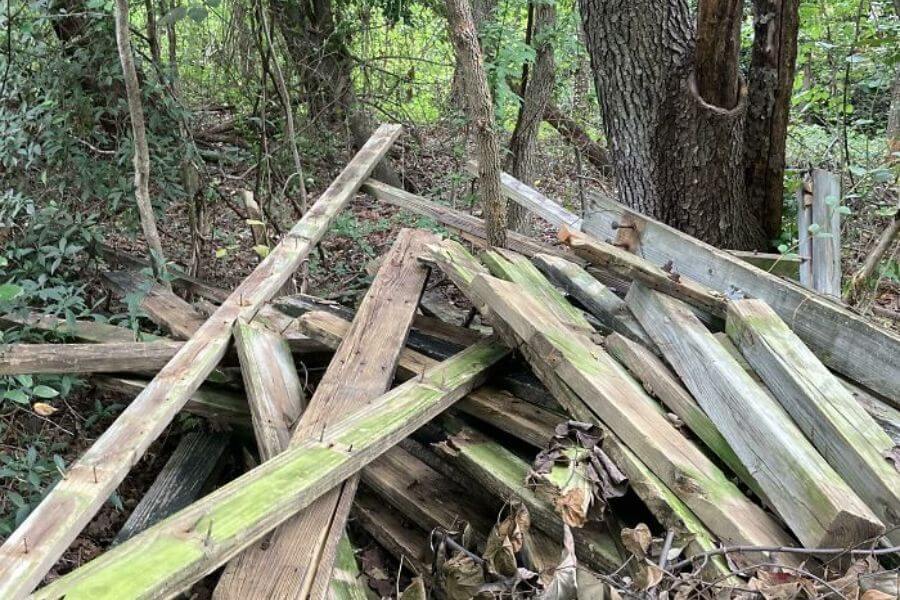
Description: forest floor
xmin=8 ymin=123 xmax=899 ymax=594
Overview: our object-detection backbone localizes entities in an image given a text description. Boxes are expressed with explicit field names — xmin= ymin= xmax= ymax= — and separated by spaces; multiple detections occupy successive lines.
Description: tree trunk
xmin=272 ymin=0 xmax=401 ymax=188
xmin=446 ymin=0 xmax=506 ymax=247
xmin=888 ymin=70 xmax=900 ymax=161
xmin=506 ymin=0 xmax=556 ymax=233
xmin=114 ymin=0 xmax=170 ymax=285
xmin=580 ymin=0 xmax=781 ymax=250
xmin=542 ymin=102 xmax=609 ymax=170
xmin=744 ymin=0 xmax=800 ymax=241
xmin=144 ymin=0 xmax=161 ymax=66
xmin=449 ymin=0 xmax=493 ymax=110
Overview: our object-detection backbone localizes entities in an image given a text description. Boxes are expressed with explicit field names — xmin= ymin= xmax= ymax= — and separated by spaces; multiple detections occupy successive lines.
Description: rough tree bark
xmin=744 ymin=0 xmax=801 ymax=240
xmin=114 ymin=0 xmax=170 ymax=286
xmin=271 ymin=0 xmax=402 ymax=188
xmin=446 ymin=0 xmax=506 ymax=247
xmin=580 ymin=0 xmax=798 ymax=250
xmin=506 ymin=0 xmax=556 ymax=233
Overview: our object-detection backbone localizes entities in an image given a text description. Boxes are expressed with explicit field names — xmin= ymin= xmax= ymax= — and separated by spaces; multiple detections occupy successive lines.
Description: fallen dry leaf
xmin=32 ymin=402 xmax=58 ymax=416
xmin=621 ymin=523 xmax=652 ymax=560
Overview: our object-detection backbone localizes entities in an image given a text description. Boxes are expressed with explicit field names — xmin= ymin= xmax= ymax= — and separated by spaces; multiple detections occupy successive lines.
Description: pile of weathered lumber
xmin=1 ymin=125 xmax=898 ymax=599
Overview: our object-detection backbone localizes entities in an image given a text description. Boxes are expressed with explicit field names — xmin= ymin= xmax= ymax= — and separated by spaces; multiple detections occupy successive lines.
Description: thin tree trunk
xmin=580 ymin=0 xmax=770 ymax=250
xmin=446 ymin=0 xmax=505 ymax=247
xmin=114 ymin=0 xmax=170 ymax=286
xmin=744 ymin=0 xmax=801 ymax=242
xmin=888 ymin=70 xmax=900 ymax=161
xmin=507 ymin=0 xmax=556 ymax=233
xmin=144 ymin=0 xmax=160 ymax=66
xmin=542 ymin=102 xmax=609 ymax=170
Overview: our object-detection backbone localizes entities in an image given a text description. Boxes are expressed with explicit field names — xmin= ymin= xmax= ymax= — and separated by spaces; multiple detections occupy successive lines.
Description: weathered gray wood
xmin=113 ymin=431 xmax=230 ymax=544
xmin=93 ymin=376 xmax=250 ymax=428
xmin=628 ymin=283 xmax=884 ymax=549
xmin=0 ymin=124 xmax=403 ymax=599
xmin=0 ymin=311 xmax=163 ymax=342
xmin=495 ymin=171 xmax=900 ymax=402
xmin=809 ymin=169 xmax=842 ymax=297
xmin=103 ymin=270 xmax=207 ymax=340
xmin=0 ymin=341 xmax=183 ymax=375
xmin=726 ymin=299 xmax=900 ymax=544
xmin=843 ymin=379 xmax=900 ymax=445
xmin=603 ymin=333 xmax=764 ymax=501
xmin=352 ymin=488 xmax=431 ymax=578
xmin=470 ymin=273 xmax=794 ymax=553
xmin=797 ymin=181 xmax=813 ymax=286
xmin=532 ymin=253 xmax=651 ymax=345
xmin=33 ymin=337 xmax=508 ymax=599
xmin=726 ymin=250 xmax=801 ymax=281
xmin=217 ymin=228 xmax=435 ymax=600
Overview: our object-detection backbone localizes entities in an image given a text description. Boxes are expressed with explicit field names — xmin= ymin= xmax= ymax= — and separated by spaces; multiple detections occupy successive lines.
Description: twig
xmin=667 ymin=542 xmax=900 ymax=572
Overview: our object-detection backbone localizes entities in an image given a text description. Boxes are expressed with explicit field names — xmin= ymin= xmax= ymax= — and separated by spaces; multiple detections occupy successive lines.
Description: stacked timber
xmin=2 ymin=147 xmax=899 ymax=599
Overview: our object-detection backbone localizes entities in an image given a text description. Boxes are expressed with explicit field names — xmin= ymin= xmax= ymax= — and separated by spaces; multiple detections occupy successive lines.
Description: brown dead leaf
xmin=32 ymin=402 xmax=58 ymax=416
xmin=399 ymin=577 xmax=427 ymax=600
xmin=620 ymin=523 xmax=652 ymax=560
xmin=634 ymin=561 xmax=664 ymax=591
xmin=860 ymin=591 xmax=895 ymax=600
xmin=443 ymin=553 xmax=485 ymax=600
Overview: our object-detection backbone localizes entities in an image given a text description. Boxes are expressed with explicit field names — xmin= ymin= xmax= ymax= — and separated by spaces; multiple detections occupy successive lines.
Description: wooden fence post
xmin=798 ymin=169 xmax=841 ymax=297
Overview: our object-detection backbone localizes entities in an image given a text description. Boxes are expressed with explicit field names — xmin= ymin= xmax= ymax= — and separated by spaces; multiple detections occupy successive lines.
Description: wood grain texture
xmin=470 ymin=273 xmax=794 ymax=552
xmin=32 ymin=337 xmax=508 ymax=599
xmin=0 ymin=124 xmax=402 ymax=600
xmin=532 ymin=253 xmax=651 ymax=345
xmin=809 ymin=169 xmax=842 ymax=297
xmin=103 ymin=270 xmax=207 ymax=340
xmin=113 ymin=431 xmax=230 ymax=544
xmin=726 ymin=299 xmax=899 ymax=545
xmin=352 ymin=488 xmax=431 ymax=578
xmin=627 ymin=283 xmax=884 ymax=549
xmin=215 ymin=228 xmax=434 ymax=600
xmin=0 ymin=311 xmax=163 ymax=342
xmin=0 ymin=341 xmax=183 ymax=375
xmin=603 ymin=332 xmax=763 ymax=500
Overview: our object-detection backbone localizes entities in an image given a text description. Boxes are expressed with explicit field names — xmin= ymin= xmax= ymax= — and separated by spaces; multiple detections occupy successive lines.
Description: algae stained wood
xmin=627 ymin=284 xmax=884 ymax=549
xmin=32 ymin=337 xmax=508 ymax=599
xmin=215 ymin=228 xmax=434 ymax=600
xmin=0 ymin=341 xmax=183 ymax=375
xmin=726 ymin=299 xmax=900 ymax=544
xmin=469 ymin=273 xmax=794 ymax=552
xmin=103 ymin=270 xmax=207 ymax=340
xmin=0 ymin=124 xmax=403 ymax=600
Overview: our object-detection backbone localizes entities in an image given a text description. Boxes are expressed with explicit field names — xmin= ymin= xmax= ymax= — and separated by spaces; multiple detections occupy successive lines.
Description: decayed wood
xmin=434 ymin=418 xmax=621 ymax=573
xmin=532 ymin=253 xmax=651 ymax=345
xmin=843 ymin=379 xmax=900 ymax=445
xmin=603 ymin=333 xmax=762 ymax=499
xmin=468 ymin=272 xmax=794 ymax=552
xmin=218 ymin=229 xmax=434 ymax=600
xmin=0 ymin=124 xmax=403 ymax=599
xmin=577 ymin=186 xmax=900 ymax=402
xmin=32 ymin=337 xmax=508 ymax=598
xmin=494 ymin=172 xmax=900 ymax=401
xmin=726 ymin=299 xmax=900 ymax=544
xmin=352 ymin=488 xmax=430 ymax=578
xmin=0 ymin=311 xmax=163 ymax=342
xmin=0 ymin=341 xmax=183 ymax=375
xmin=726 ymin=250 xmax=801 ymax=280
xmin=104 ymin=270 xmax=206 ymax=339
xmin=808 ymin=169 xmax=842 ymax=297
xmin=560 ymin=226 xmax=726 ymax=318
xmin=796 ymin=179 xmax=814 ymax=286
xmin=113 ymin=431 xmax=230 ymax=544
xmin=93 ymin=376 xmax=250 ymax=427
xmin=628 ymin=283 xmax=884 ymax=549
xmin=327 ymin=534 xmax=369 ymax=600
xmin=362 ymin=178 xmax=580 ymax=262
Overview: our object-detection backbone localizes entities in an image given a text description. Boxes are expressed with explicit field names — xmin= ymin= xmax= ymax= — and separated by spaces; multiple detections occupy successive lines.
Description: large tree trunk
xmin=506 ymin=0 xmax=556 ymax=233
xmin=580 ymin=0 xmax=785 ymax=250
xmin=114 ymin=0 xmax=170 ymax=285
xmin=272 ymin=0 xmax=401 ymax=187
xmin=446 ymin=0 xmax=506 ymax=247
xmin=744 ymin=0 xmax=800 ymax=241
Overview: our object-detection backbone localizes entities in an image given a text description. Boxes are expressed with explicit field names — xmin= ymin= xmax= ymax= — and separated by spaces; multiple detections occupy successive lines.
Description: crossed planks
xmin=0 ymin=124 xmax=403 ymax=599
xmin=487 ymin=168 xmax=900 ymax=402
xmin=215 ymin=228 xmax=435 ymax=599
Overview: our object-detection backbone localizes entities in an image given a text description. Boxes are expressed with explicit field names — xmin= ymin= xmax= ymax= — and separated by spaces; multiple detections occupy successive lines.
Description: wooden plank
xmin=843 ymin=379 xmax=900 ymax=445
xmin=0 ymin=311 xmax=163 ymax=343
xmin=532 ymin=253 xmax=651 ymax=345
xmin=0 ymin=341 xmax=184 ymax=375
xmin=93 ymin=376 xmax=250 ymax=428
xmin=103 ymin=270 xmax=207 ymax=340
xmin=627 ymin=283 xmax=884 ymax=549
xmin=327 ymin=533 xmax=370 ymax=600
xmin=469 ymin=273 xmax=795 ymax=552
xmin=576 ymin=187 xmax=900 ymax=402
xmin=433 ymin=418 xmax=621 ymax=573
xmin=217 ymin=229 xmax=435 ymax=600
xmin=726 ymin=299 xmax=900 ymax=544
xmin=726 ymin=250 xmax=801 ymax=280
xmin=0 ymin=124 xmax=403 ymax=599
xmin=493 ymin=171 xmax=900 ymax=401
xmin=113 ymin=431 xmax=230 ymax=544
xmin=32 ymin=337 xmax=508 ymax=599
xmin=809 ymin=169 xmax=842 ymax=297
xmin=352 ymin=488 xmax=431 ymax=578
xmin=362 ymin=178 xmax=581 ymax=263
xmin=797 ymin=180 xmax=813 ymax=286
xmin=603 ymin=333 xmax=763 ymax=500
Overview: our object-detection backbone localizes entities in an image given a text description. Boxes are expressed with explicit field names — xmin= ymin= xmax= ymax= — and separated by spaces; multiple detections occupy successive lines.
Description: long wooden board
xmin=215 ymin=228 xmax=434 ymax=600
xmin=0 ymin=341 xmax=183 ymax=375
xmin=0 ymin=124 xmax=403 ymax=599
xmin=31 ymin=337 xmax=508 ymax=598
xmin=627 ymin=283 xmax=884 ymax=549
xmin=103 ymin=270 xmax=207 ymax=339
